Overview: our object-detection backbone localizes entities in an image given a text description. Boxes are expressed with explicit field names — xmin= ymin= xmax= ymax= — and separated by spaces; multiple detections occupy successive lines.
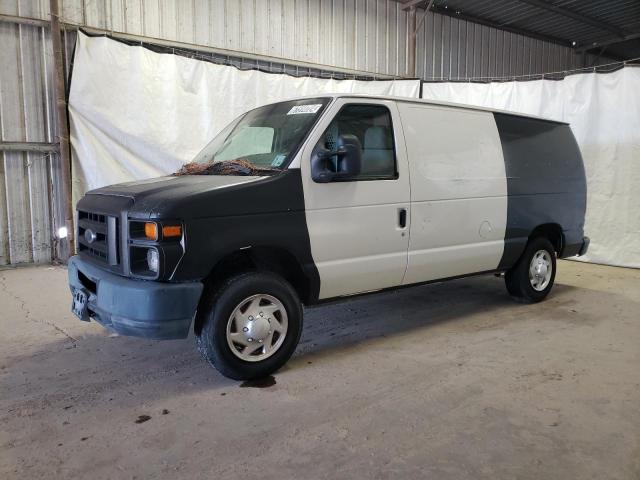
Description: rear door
xmin=397 ymin=102 xmax=508 ymax=284
xmin=298 ymin=98 xmax=410 ymax=299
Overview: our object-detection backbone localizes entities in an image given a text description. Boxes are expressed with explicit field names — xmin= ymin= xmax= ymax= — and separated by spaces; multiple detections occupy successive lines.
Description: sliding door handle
xmin=398 ymin=208 xmax=407 ymax=229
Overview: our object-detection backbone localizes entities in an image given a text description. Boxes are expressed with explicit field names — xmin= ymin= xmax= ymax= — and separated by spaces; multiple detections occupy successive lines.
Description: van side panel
xmin=398 ymin=103 xmax=508 ymax=285
xmin=493 ymin=114 xmax=587 ymax=269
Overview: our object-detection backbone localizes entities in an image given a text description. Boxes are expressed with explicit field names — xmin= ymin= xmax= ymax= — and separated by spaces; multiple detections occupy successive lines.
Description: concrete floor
xmin=0 ymin=261 xmax=639 ymax=479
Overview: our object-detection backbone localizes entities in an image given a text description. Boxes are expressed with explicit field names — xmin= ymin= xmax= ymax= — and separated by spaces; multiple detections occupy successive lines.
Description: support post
xmin=49 ymin=0 xmax=75 ymax=260
xmin=407 ymin=7 xmax=417 ymax=78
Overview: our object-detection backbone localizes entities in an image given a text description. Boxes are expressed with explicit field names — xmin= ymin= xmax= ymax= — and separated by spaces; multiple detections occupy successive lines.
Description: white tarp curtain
xmin=422 ymin=70 xmax=640 ymax=268
xmin=69 ymin=32 xmax=420 ymax=202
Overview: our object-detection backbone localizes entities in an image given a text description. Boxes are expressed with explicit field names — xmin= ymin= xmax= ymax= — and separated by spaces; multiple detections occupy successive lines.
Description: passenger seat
xmin=362 ymin=126 xmax=394 ymax=176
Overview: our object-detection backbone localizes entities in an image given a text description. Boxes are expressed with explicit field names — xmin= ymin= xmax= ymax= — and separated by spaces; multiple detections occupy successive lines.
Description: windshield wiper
xmin=174 ymin=159 xmax=279 ymax=176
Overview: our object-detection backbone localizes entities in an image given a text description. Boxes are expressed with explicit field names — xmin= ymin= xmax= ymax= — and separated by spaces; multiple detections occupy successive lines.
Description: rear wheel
xmin=196 ymin=272 xmax=303 ymax=380
xmin=505 ymin=237 xmax=557 ymax=303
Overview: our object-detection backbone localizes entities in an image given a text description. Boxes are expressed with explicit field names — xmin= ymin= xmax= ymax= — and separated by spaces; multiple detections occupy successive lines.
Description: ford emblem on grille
xmin=84 ymin=229 xmax=97 ymax=244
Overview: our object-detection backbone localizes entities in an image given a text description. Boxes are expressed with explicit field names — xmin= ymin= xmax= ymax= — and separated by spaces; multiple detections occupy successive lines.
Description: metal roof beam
xmin=401 ymin=0 xmax=427 ymax=10
xmin=515 ymin=0 xmax=626 ymax=37
xmin=576 ymin=31 xmax=640 ymax=53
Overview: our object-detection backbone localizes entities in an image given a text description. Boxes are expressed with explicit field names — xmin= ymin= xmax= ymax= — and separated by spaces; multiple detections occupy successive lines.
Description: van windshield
xmin=177 ymin=98 xmax=329 ymax=176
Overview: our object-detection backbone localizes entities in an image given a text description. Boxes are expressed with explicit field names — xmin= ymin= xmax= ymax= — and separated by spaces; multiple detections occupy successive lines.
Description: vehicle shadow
xmin=294 ymin=275 xmax=581 ymax=359
xmin=0 ymin=274 xmax=587 ymax=413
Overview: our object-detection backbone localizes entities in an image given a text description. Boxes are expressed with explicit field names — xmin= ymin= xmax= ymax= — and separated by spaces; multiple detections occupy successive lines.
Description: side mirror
xmin=311 ymin=134 xmax=362 ymax=183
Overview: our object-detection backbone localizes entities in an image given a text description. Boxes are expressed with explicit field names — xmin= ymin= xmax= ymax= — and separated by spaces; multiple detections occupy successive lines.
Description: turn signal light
xmin=144 ymin=222 xmax=158 ymax=241
xmin=162 ymin=225 xmax=182 ymax=238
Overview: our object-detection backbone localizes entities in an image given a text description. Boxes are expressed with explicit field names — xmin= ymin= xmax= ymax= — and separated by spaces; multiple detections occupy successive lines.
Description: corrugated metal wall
xmin=417 ymin=9 xmax=601 ymax=81
xmin=0 ymin=19 xmax=59 ymax=265
xmin=3 ymin=0 xmax=412 ymax=78
xmin=0 ymin=0 xmax=412 ymax=265
xmin=0 ymin=0 xmax=606 ymax=265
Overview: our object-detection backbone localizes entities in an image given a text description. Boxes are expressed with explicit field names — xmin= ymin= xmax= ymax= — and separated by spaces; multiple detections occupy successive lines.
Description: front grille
xmin=78 ymin=211 xmax=119 ymax=265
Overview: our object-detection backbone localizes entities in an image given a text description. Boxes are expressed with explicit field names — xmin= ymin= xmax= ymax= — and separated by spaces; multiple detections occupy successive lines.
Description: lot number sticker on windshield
xmin=287 ymin=104 xmax=322 ymax=115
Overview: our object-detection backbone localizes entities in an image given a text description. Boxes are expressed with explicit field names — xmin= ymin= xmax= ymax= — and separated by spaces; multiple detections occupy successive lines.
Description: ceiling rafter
xmin=400 ymin=0 xmax=428 ymax=10
xmin=514 ymin=0 xmax=626 ymax=37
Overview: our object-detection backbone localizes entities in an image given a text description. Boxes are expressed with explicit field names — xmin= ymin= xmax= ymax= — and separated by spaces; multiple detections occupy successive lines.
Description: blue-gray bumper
xmin=68 ymin=256 xmax=203 ymax=340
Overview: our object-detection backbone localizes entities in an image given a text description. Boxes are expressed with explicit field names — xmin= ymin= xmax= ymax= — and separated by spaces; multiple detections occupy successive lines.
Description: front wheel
xmin=505 ymin=237 xmax=557 ymax=303
xmin=196 ymin=272 xmax=303 ymax=380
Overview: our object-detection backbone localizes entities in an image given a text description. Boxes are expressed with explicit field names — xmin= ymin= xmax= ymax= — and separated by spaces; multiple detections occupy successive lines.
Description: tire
xmin=196 ymin=271 xmax=303 ymax=380
xmin=505 ymin=237 xmax=557 ymax=303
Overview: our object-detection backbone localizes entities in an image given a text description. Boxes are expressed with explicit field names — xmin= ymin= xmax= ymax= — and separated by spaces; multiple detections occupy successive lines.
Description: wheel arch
xmin=529 ymin=223 xmax=564 ymax=254
xmin=194 ymin=246 xmax=312 ymax=336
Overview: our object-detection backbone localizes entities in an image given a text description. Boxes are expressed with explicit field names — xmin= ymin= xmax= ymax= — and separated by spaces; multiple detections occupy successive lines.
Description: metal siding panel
xmin=449 ymin=16 xmax=459 ymax=79
xmin=4 ymin=152 xmax=32 ymax=263
xmin=158 ymin=0 xmax=177 ymax=41
xmin=19 ymin=25 xmax=47 ymax=144
xmin=48 ymin=151 xmax=68 ymax=261
xmin=281 ymin=0 xmax=295 ymax=61
xmin=0 ymin=157 xmax=8 ymax=264
xmin=85 ymin=0 xmax=108 ymax=30
xmin=501 ymin=29 xmax=509 ymax=78
xmin=124 ymin=0 xmax=144 ymax=36
xmin=461 ymin=18 xmax=470 ymax=79
xmin=474 ymin=23 xmax=483 ymax=78
xmin=19 ymin=20 xmax=51 ymax=261
xmin=17 ymin=0 xmax=47 ymax=18
xmin=27 ymin=151 xmax=51 ymax=263
xmin=240 ymin=0 xmax=254 ymax=54
xmin=308 ymin=0 xmax=321 ymax=66
xmin=533 ymin=38 xmax=542 ymax=74
xmin=0 ymin=23 xmax=26 ymax=137
xmin=294 ymin=0 xmax=308 ymax=62
xmin=366 ymin=0 xmax=376 ymax=72
xmin=177 ymin=0 xmax=195 ymax=44
xmin=142 ymin=0 xmax=161 ymax=38
xmin=110 ymin=0 xmax=125 ymax=33
xmin=487 ymin=23 xmax=495 ymax=78
xmin=193 ymin=0 xmax=209 ymax=46
xmin=0 ymin=0 xmax=19 ymax=16
xmin=0 ymin=22 xmax=56 ymax=264
xmin=398 ymin=4 xmax=407 ymax=76
xmin=433 ymin=10 xmax=443 ymax=79
xmin=316 ymin=0 xmax=329 ymax=65
xmin=376 ymin=0 xmax=386 ymax=74
xmin=225 ymin=0 xmax=241 ymax=51
xmin=387 ymin=1 xmax=397 ymax=75
xmin=482 ymin=25 xmax=490 ymax=78
xmin=509 ymin=31 xmax=518 ymax=77
xmin=61 ymin=0 xmax=84 ymax=25
xmin=266 ymin=0 xmax=283 ymax=58
xmin=441 ymin=13 xmax=450 ymax=79
xmin=416 ymin=10 xmax=427 ymax=79
xmin=355 ymin=0 xmax=366 ymax=71
xmin=209 ymin=0 xmax=226 ymax=48
xmin=253 ymin=0 xmax=268 ymax=57
xmin=342 ymin=0 xmax=352 ymax=68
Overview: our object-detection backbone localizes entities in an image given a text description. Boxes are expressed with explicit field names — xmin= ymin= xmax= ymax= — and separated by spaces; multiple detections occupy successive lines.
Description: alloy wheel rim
xmin=226 ymin=294 xmax=288 ymax=362
xmin=529 ymin=249 xmax=552 ymax=291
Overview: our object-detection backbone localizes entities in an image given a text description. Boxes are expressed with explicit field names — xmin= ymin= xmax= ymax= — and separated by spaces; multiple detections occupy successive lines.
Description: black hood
xmin=83 ymin=171 xmax=304 ymax=220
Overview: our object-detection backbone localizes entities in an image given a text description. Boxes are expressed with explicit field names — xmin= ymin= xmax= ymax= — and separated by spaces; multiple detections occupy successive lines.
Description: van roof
xmin=287 ymin=93 xmax=569 ymax=125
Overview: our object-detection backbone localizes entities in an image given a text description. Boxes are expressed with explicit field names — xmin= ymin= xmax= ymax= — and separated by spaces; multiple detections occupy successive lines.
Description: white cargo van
xmin=69 ymin=94 xmax=589 ymax=380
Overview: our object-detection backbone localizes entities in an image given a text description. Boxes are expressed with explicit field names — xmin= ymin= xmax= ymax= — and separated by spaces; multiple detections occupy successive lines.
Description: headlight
xmin=130 ymin=221 xmax=182 ymax=241
xmin=147 ymin=248 xmax=159 ymax=273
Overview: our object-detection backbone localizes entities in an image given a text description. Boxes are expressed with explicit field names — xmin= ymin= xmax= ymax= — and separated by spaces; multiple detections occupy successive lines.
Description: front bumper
xmin=68 ymin=256 xmax=203 ymax=340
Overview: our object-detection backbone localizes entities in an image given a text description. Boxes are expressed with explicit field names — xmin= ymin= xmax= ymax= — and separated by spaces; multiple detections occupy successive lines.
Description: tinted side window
xmin=317 ymin=105 xmax=397 ymax=180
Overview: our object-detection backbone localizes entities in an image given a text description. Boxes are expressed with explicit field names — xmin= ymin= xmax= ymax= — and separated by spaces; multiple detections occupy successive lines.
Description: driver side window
xmin=317 ymin=104 xmax=397 ymax=180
